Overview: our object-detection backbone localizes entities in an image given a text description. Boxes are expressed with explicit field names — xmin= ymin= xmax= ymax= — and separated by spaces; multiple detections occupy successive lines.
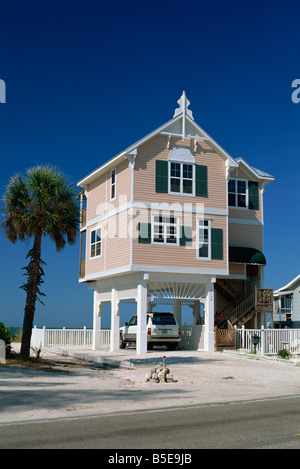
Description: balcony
xmin=81 ymin=208 xmax=86 ymax=228
xmin=79 ymin=261 xmax=85 ymax=279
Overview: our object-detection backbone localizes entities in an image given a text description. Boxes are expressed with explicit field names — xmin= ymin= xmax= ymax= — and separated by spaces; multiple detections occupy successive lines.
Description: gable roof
xmin=274 ymin=274 xmax=300 ymax=294
xmin=235 ymin=157 xmax=274 ymax=183
xmin=78 ymin=92 xmax=273 ymax=187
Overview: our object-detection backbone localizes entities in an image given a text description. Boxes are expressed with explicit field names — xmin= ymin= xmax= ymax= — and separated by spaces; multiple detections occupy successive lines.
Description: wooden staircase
xmin=215 ymin=279 xmax=242 ymax=302
xmin=215 ymin=287 xmax=273 ymax=349
xmin=228 ymin=287 xmax=273 ymax=328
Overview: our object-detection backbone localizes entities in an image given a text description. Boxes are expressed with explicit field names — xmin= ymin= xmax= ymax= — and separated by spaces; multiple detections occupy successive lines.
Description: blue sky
xmin=0 ymin=0 xmax=299 ymax=329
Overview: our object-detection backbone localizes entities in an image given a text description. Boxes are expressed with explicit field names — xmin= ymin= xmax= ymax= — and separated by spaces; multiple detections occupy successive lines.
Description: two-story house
xmin=78 ymin=92 xmax=274 ymax=354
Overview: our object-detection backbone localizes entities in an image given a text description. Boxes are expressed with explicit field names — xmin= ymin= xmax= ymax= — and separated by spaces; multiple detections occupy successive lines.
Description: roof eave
xmin=274 ymin=274 xmax=300 ymax=293
xmin=77 ymin=112 xmax=240 ymax=187
xmin=235 ymin=157 xmax=275 ymax=183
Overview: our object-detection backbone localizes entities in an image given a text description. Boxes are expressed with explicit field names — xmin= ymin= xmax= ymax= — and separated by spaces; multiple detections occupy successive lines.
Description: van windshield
xmin=152 ymin=314 xmax=176 ymax=325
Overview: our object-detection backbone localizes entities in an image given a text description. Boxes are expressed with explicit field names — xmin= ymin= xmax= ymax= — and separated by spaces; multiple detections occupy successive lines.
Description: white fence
xmin=180 ymin=324 xmax=204 ymax=350
xmin=31 ymin=326 xmax=110 ymax=351
xmin=31 ymin=325 xmax=203 ymax=351
xmin=236 ymin=327 xmax=300 ymax=355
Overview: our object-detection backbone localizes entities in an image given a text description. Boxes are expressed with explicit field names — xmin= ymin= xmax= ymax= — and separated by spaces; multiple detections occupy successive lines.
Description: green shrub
xmin=277 ymin=348 xmax=291 ymax=359
xmin=0 ymin=322 xmax=13 ymax=356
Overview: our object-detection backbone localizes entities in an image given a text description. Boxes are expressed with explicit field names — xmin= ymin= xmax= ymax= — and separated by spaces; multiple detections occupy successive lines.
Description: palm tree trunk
xmin=20 ymin=233 xmax=42 ymax=359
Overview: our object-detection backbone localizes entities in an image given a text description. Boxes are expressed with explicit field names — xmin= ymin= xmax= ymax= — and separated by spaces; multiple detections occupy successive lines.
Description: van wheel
xmin=120 ymin=334 xmax=126 ymax=349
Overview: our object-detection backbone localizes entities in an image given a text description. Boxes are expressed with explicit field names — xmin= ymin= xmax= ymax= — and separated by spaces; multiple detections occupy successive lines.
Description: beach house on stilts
xmin=78 ymin=92 xmax=274 ymax=354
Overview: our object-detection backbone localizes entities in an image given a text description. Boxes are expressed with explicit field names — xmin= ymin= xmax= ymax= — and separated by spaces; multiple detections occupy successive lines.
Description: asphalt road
xmin=1 ymin=395 xmax=300 ymax=450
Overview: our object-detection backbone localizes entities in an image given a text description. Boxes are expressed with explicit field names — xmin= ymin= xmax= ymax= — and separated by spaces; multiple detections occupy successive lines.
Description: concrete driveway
xmin=1 ymin=347 xmax=300 ymax=425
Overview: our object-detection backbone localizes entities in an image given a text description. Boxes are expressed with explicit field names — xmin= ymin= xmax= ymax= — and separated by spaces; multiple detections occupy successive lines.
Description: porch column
xmin=92 ymin=291 xmax=101 ymax=350
xmin=173 ymin=299 xmax=182 ymax=325
xmin=136 ymin=276 xmax=148 ymax=355
xmin=110 ymin=286 xmax=120 ymax=352
xmin=193 ymin=301 xmax=201 ymax=325
xmin=204 ymin=278 xmax=215 ymax=352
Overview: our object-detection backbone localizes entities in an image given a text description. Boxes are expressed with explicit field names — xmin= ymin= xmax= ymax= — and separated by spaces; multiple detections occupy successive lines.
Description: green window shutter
xmin=248 ymin=181 xmax=259 ymax=210
xmin=196 ymin=164 xmax=208 ymax=197
xmin=180 ymin=226 xmax=192 ymax=247
xmin=211 ymin=228 xmax=223 ymax=260
xmin=138 ymin=223 xmax=151 ymax=244
xmin=156 ymin=160 xmax=168 ymax=193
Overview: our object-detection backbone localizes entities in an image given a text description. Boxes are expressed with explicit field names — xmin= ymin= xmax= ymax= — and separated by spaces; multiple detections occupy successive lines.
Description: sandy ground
xmin=1 ymin=346 xmax=300 ymax=425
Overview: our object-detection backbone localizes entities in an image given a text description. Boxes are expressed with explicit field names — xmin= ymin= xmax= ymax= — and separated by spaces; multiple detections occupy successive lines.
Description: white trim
xmin=81 ymin=264 xmax=229 ymax=282
xmin=86 ymin=202 xmax=131 ymax=229
xmin=168 ymin=146 xmax=195 ymax=163
xmin=134 ymin=201 xmax=227 ymax=216
xmin=85 ymin=201 xmax=228 ymax=230
xmin=77 ymin=104 xmax=239 ymax=187
xmin=274 ymin=274 xmax=300 ymax=293
xmin=90 ymin=226 xmax=102 ymax=260
xmin=235 ymin=157 xmax=275 ymax=182
xmin=273 ymin=290 xmax=294 ymax=297
xmin=151 ymin=213 xmax=180 ymax=246
xmin=168 ymin=160 xmax=195 ymax=197
xmin=228 ymin=177 xmax=249 ymax=209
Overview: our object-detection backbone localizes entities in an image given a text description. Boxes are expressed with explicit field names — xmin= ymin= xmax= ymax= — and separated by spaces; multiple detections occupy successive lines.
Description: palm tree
xmin=2 ymin=165 xmax=80 ymax=358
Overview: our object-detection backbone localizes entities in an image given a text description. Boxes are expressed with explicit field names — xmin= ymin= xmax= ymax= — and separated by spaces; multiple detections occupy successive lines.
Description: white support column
xmin=92 ymin=291 xmax=102 ymax=350
xmin=136 ymin=276 xmax=148 ymax=355
xmin=193 ymin=301 xmax=201 ymax=325
xmin=110 ymin=286 xmax=120 ymax=352
xmin=173 ymin=299 xmax=182 ymax=325
xmin=204 ymin=278 xmax=215 ymax=352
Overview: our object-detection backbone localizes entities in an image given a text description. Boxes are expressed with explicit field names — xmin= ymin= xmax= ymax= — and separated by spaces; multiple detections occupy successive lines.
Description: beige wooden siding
xmin=85 ymin=225 xmax=105 ymax=276
xmin=229 ymin=263 xmax=245 ymax=276
xmin=86 ymin=173 xmax=107 ymax=222
xmin=105 ymin=210 xmax=131 ymax=271
xmin=85 ymin=209 xmax=131 ymax=276
xmin=86 ymin=159 xmax=131 ymax=222
xmin=228 ymin=223 xmax=263 ymax=250
xmin=134 ymin=135 xmax=227 ymax=209
xmin=133 ymin=210 xmax=227 ymax=270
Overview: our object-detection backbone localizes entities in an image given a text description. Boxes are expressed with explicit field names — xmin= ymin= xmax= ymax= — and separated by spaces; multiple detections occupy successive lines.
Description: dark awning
xmin=229 ymin=246 xmax=266 ymax=265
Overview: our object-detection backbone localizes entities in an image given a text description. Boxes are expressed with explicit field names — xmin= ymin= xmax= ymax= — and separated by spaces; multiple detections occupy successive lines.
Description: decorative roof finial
xmin=173 ymin=91 xmax=194 ymax=120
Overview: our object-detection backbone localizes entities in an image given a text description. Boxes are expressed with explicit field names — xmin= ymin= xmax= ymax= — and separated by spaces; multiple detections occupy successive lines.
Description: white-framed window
xmin=110 ymin=168 xmax=116 ymax=201
xmin=228 ymin=179 xmax=248 ymax=208
xmin=169 ymin=161 xmax=195 ymax=196
xmin=90 ymin=227 xmax=101 ymax=258
xmin=197 ymin=218 xmax=211 ymax=259
xmin=152 ymin=214 xmax=180 ymax=245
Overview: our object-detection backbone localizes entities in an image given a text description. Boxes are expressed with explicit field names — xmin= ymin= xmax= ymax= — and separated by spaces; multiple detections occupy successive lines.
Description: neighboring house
xmin=273 ymin=275 xmax=300 ymax=328
xmin=77 ymin=92 xmax=275 ymax=354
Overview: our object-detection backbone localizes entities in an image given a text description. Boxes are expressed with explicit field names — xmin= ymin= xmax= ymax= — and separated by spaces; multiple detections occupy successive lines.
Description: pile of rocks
xmin=144 ymin=361 xmax=176 ymax=383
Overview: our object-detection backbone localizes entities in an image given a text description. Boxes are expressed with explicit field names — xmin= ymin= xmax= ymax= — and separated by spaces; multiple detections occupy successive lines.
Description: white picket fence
xmin=236 ymin=327 xmax=300 ymax=355
xmin=31 ymin=325 xmax=300 ymax=355
xmin=31 ymin=326 xmax=110 ymax=351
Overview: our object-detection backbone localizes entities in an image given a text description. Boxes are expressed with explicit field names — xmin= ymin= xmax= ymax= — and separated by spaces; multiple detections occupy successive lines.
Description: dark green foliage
xmin=0 ymin=322 xmax=13 ymax=356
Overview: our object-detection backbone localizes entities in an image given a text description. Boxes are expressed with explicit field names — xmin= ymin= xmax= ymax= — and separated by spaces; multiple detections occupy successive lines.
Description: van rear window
xmin=152 ymin=314 xmax=176 ymax=325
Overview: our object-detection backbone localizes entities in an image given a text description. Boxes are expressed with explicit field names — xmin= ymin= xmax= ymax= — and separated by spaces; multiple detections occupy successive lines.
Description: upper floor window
xmin=152 ymin=214 xmax=180 ymax=245
xmin=156 ymin=146 xmax=207 ymax=198
xmin=168 ymin=147 xmax=195 ymax=196
xmin=169 ymin=162 xmax=195 ymax=195
xmin=91 ymin=227 xmax=101 ymax=258
xmin=110 ymin=169 xmax=116 ymax=201
xmin=228 ymin=179 xmax=247 ymax=208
